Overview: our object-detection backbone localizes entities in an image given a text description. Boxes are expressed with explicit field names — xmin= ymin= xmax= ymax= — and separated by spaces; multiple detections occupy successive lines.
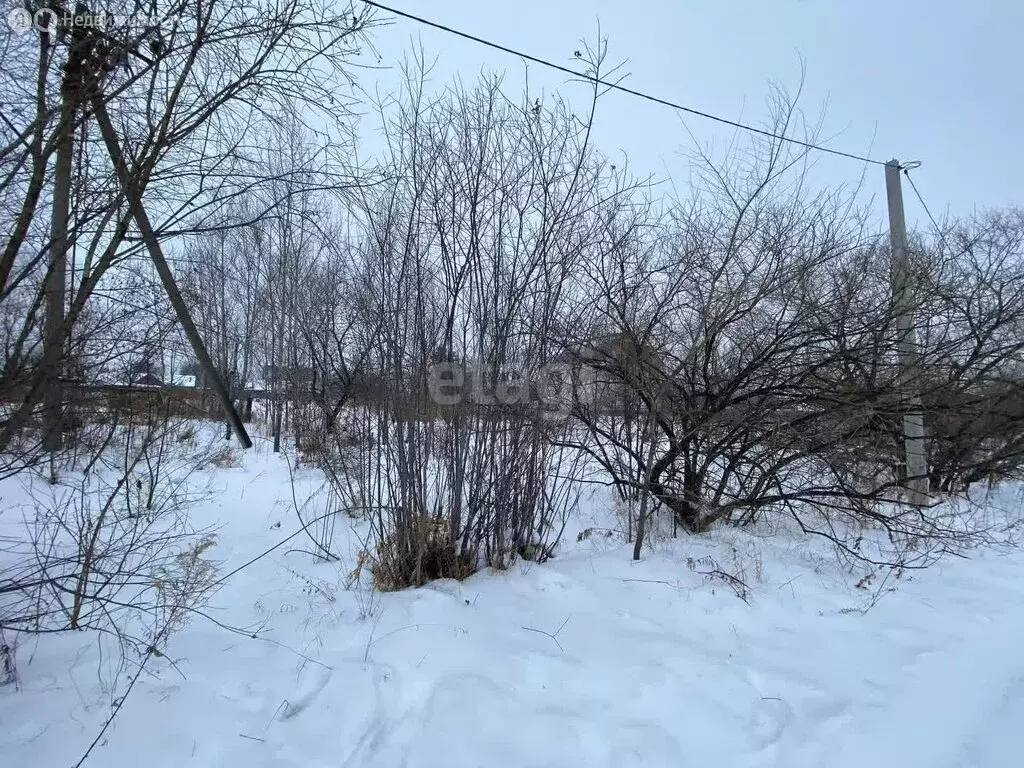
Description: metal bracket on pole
xmin=91 ymin=96 xmax=253 ymax=449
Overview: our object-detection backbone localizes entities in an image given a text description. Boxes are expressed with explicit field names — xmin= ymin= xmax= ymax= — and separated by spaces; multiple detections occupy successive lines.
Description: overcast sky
xmin=363 ymin=0 xmax=1022 ymax=231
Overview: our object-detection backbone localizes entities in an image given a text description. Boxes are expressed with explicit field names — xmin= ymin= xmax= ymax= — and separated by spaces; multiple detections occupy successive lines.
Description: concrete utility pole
xmin=884 ymin=160 xmax=929 ymax=502
xmin=42 ymin=15 xmax=83 ymax=452
xmin=91 ymin=96 xmax=253 ymax=448
xmin=33 ymin=3 xmax=252 ymax=449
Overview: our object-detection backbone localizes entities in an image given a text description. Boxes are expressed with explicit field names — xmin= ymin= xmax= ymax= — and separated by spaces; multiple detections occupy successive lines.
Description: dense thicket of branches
xmin=0 ymin=0 xmax=375 ymax=466
xmin=2 ymin=7 xmax=1022 ymax=606
xmin=548 ymin=102 xmax=1024 ymax=558
xmin=0 ymin=0 xmax=375 ymax=668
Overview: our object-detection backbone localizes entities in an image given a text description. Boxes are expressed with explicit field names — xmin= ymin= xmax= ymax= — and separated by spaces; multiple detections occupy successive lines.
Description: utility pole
xmin=90 ymin=96 xmax=253 ymax=448
xmin=42 ymin=10 xmax=85 ymax=452
xmin=2 ymin=5 xmax=252 ymax=453
xmin=884 ymin=160 xmax=929 ymax=502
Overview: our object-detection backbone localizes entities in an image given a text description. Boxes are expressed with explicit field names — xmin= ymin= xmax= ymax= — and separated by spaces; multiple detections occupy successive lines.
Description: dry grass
xmin=208 ymin=445 xmax=240 ymax=468
xmin=372 ymin=516 xmax=477 ymax=591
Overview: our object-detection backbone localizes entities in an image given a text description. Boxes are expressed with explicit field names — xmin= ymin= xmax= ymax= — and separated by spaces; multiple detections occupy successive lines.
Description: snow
xmin=3 ymin=432 xmax=1024 ymax=767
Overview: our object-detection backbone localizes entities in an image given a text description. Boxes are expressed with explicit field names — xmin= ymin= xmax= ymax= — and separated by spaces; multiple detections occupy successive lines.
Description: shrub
xmin=372 ymin=515 xmax=477 ymax=591
xmin=208 ymin=444 xmax=240 ymax=468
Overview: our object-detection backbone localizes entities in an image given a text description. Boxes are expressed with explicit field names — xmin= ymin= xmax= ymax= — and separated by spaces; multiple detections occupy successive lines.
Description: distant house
xmin=133 ymin=372 xmax=164 ymax=388
xmin=262 ymin=364 xmax=315 ymax=388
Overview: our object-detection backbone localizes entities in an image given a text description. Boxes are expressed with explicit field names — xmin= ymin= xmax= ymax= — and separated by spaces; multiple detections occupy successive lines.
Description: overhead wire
xmin=903 ymin=167 xmax=946 ymax=240
xmin=360 ymin=0 xmax=887 ymax=167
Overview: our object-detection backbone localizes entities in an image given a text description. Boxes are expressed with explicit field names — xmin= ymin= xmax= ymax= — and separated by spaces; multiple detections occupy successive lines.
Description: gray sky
xmin=364 ymin=0 xmax=1022 ymax=230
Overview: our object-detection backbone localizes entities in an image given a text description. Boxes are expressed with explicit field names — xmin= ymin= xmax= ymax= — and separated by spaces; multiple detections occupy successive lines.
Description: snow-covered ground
xmin=3 ymin=432 xmax=1024 ymax=767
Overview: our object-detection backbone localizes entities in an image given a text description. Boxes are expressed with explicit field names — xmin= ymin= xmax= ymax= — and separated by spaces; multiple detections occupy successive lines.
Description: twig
xmin=365 ymin=622 xmax=467 ymax=663
xmin=521 ymin=615 xmax=570 ymax=652
xmin=777 ymin=575 xmax=800 ymax=599
xmin=845 ymin=566 xmax=899 ymax=616
xmin=210 ymin=510 xmax=339 ymax=589
xmin=72 ymin=649 xmax=152 ymax=768
xmin=285 ymin=454 xmax=339 ymax=561
xmin=701 ymin=569 xmax=751 ymax=605
xmin=363 ymin=610 xmax=383 ymax=663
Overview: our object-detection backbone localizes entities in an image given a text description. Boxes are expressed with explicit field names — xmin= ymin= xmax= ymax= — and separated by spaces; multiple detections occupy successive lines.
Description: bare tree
xmin=0 ymin=0 xmax=376 ymax=463
xmin=553 ymin=83 xmax=1005 ymax=564
xmin=315 ymin=47 xmax=628 ymax=586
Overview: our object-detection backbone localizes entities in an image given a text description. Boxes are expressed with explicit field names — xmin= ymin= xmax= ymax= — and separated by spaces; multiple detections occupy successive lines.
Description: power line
xmin=902 ymin=166 xmax=971 ymax=264
xmin=361 ymin=0 xmax=886 ymax=167
xmin=902 ymin=167 xmax=945 ymax=238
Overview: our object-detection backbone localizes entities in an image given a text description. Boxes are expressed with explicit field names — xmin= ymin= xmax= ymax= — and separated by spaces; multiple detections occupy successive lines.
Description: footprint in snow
xmin=748 ymin=696 xmax=791 ymax=748
xmin=218 ymin=680 xmax=266 ymax=714
xmin=744 ymin=670 xmax=793 ymax=750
